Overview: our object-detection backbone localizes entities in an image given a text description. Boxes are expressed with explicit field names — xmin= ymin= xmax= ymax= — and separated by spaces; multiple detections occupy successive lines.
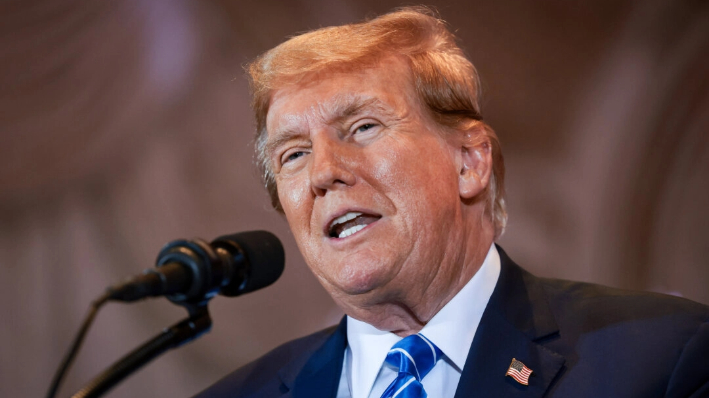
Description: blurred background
xmin=1 ymin=0 xmax=707 ymax=397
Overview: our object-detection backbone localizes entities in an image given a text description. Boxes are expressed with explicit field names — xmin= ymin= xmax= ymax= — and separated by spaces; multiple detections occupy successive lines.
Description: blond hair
xmin=248 ymin=6 xmax=507 ymax=237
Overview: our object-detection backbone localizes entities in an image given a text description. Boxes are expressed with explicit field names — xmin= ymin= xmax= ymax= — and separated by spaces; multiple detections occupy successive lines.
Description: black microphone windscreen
xmin=214 ymin=230 xmax=285 ymax=296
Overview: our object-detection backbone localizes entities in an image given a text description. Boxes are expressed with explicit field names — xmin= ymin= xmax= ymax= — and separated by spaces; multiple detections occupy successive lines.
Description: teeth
xmin=338 ymin=224 xmax=366 ymax=239
xmin=331 ymin=212 xmax=362 ymax=227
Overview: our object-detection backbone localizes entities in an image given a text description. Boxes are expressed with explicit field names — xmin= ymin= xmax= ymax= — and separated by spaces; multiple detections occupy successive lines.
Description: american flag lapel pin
xmin=506 ymin=358 xmax=533 ymax=385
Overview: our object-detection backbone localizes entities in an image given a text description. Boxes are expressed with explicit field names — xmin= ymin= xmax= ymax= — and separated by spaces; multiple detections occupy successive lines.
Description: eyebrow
xmin=329 ymin=96 xmax=391 ymax=123
xmin=265 ymin=95 xmax=394 ymax=158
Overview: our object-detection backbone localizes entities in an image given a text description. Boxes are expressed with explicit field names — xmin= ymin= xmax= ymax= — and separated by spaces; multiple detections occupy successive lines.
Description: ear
xmin=458 ymin=127 xmax=493 ymax=200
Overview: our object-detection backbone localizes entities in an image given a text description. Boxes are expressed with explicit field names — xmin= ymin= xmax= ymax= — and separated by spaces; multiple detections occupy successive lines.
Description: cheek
xmin=373 ymin=137 xmax=458 ymax=197
xmin=278 ymin=177 xmax=313 ymax=231
xmin=373 ymin=139 xmax=460 ymax=229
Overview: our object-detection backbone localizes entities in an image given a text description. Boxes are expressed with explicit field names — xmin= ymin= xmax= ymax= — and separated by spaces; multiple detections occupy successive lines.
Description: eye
xmin=356 ymin=123 xmax=376 ymax=133
xmin=351 ymin=120 xmax=381 ymax=135
xmin=281 ymin=150 xmax=307 ymax=166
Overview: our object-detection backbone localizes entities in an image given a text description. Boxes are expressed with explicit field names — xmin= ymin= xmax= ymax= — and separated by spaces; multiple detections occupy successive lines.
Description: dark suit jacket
xmin=194 ymin=247 xmax=709 ymax=397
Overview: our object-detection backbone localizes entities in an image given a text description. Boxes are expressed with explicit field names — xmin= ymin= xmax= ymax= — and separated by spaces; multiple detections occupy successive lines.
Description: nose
xmin=309 ymin=133 xmax=356 ymax=197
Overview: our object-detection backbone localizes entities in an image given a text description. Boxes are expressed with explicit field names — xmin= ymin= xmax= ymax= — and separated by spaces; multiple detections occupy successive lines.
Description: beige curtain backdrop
xmin=1 ymin=0 xmax=707 ymax=397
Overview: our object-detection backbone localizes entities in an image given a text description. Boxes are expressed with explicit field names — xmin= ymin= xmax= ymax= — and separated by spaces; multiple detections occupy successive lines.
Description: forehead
xmin=265 ymin=57 xmax=419 ymax=135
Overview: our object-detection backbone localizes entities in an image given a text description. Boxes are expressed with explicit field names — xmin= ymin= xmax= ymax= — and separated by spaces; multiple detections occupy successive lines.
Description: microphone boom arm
xmin=70 ymin=306 xmax=212 ymax=398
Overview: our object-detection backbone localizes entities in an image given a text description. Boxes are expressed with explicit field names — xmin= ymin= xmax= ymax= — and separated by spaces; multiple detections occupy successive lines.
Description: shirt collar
xmin=345 ymin=244 xmax=501 ymax=398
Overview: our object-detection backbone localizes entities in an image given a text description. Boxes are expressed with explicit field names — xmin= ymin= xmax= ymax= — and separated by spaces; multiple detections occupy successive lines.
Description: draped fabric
xmin=1 ymin=1 xmax=707 ymax=397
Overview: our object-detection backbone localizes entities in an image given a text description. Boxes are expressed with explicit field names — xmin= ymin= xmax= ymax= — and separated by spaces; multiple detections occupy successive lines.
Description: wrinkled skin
xmin=265 ymin=56 xmax=495 ymax=336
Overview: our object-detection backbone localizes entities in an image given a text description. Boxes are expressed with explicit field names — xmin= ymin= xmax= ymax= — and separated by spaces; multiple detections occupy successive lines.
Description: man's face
xmin=265 ymin=57 xmax=469 ymax=312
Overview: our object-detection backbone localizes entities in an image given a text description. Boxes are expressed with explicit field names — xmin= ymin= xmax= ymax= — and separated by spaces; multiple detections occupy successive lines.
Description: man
xmin=196 ymin=7 xmax=709 ymax=398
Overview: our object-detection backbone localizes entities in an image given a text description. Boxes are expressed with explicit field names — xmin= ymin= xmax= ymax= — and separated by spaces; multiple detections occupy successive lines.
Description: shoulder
xmin=538 ymin=276 xmax=709 ymax=331
xmin=537 ymin=277 xmax=709 ymax=396
xmin=192 ymin=325 xmax=340 ymax=398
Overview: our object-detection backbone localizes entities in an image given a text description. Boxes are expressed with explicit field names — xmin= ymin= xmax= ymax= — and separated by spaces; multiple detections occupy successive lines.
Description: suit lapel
xmin=274 ymin=248 xmax=565 ymax=398
xmin=455 ymin=247 xmax=565 ymax=398
xmin=277 ymin=317 xmax=348 ymax=398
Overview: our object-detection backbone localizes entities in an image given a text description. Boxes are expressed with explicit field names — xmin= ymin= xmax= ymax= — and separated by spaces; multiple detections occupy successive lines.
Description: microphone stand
xmin=70 ymin=305 xmax=212 ymax=398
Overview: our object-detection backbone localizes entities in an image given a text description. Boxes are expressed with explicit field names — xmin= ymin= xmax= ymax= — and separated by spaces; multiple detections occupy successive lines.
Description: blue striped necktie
xmin=380 ymin=333 xmax=442 ymax=398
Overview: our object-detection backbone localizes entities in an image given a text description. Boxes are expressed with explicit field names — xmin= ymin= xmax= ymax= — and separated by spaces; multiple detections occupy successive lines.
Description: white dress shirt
xmin=336 ymin=244 xmax=501 ymax=398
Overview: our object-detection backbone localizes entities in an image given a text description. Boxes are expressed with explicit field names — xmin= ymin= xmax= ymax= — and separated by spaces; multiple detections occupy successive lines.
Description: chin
xmin=329 ymin=258 xmax=396 ymax=297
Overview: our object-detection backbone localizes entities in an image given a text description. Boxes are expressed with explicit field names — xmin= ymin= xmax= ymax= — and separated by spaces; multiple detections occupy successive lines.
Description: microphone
xmin=106 ymin=231 xmax=285 ymax=305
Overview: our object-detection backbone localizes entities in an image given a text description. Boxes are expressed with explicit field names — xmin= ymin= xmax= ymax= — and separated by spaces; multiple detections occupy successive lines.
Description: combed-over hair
xmin=248 ymin=6 xmax=507 ymax=237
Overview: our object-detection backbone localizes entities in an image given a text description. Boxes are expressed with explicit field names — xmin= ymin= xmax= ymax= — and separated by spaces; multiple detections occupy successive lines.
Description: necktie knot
xmin=380 ymin=333 xmax=442 ymax=398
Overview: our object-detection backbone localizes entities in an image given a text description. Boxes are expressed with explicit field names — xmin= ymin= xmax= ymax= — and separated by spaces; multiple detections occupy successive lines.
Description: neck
xmin=339 ymin=218 xmax=495 ymax=336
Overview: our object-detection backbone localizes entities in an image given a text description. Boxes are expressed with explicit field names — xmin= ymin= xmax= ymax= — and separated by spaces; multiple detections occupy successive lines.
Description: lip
xmin=326 ymin=218 xmax=383 ymax=246
xmin=323 ymin=207 xmax=383 ymax=239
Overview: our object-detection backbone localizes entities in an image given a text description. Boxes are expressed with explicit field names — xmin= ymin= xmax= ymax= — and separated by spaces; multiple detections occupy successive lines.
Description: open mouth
xmin=328 ymin=211 xmax=382 ymax=239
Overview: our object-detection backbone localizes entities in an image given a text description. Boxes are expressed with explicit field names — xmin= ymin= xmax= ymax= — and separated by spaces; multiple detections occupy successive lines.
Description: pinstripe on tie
xmin=380 ymin=333 xmax=442 ymax=398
